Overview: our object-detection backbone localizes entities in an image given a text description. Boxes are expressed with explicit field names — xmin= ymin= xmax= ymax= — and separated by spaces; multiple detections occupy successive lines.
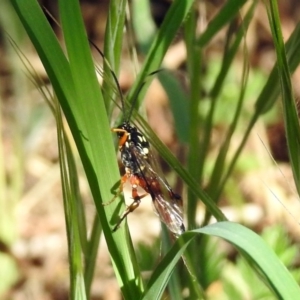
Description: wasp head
xmin=114 ymin=122 xmax=150 ymax=156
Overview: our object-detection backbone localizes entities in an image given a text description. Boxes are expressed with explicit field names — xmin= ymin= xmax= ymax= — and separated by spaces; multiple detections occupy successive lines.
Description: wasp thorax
xmin=117 ymin=122 xmax=136 ymax=134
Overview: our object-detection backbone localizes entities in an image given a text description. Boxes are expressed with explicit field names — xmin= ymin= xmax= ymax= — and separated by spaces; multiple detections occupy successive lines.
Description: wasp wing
xmin=130 ymin=144 xmax=185 ymax=236
xmin=152 ymin=193 xmax=185 ymax=237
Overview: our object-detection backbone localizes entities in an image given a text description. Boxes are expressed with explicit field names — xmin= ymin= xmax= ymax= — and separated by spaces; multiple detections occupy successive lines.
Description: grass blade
xmin=265 ymin=0 xmax=300 ymax=195
xmin=55 ymin=100 xmax=87 ymax=300
xmin=58 ymin=0 xmax=143 ymax=296
xmin=197 ymin=0 xmax=248 ymax=47
xmin=103 ymin=0 xmax=126 ymax=113
xmin=11 ymin=0 xmax=143 ymax=297
xmin=127 ymin=0 xmax=194 ymax=107
xmin=143 ymin=222 xmax=300 ymax=300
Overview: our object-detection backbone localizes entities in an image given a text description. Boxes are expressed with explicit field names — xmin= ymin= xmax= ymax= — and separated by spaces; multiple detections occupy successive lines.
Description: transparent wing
xmin=152 ymin=193 xmax=185 ymax=237
xmin=130 ymin=145 xmax=185 ymax=236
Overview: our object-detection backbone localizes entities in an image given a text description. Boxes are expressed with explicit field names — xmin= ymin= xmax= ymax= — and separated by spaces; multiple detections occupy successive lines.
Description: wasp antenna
xmin=149 ymin=69 xmax=164 ymax=77
xmin=126 ymin=69 xmax=163 ymax=122
xmin=42 ymin=6 xmax=61 ymax=28
xmin=126 ymin=81 xmax=146 ymax=122
xmin=89 ymin=40 xmax=126 ymax=115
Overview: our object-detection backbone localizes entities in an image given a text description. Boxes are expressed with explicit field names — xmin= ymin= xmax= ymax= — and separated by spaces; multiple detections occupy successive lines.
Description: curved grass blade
xmin=200 ymin=222 xmax=300 ymax=299
xmin=143 ymin=222 xmax=300 ymax=300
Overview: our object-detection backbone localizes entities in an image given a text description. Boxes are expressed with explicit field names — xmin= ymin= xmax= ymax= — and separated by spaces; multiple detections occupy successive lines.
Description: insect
xmin=111 ymin=121 xmax=185 ymax=237
xmin=95 ymin=43 xmax=185 ymax=237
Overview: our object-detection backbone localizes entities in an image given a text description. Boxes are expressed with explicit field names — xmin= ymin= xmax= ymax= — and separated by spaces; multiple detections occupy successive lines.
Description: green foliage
xmin=220 ymin=225 xmax=300 ymax=300
xmin=8 ymin=0 xmax=300 ymax=299
xmin=265 ymin=0 xmax=300 ymax=196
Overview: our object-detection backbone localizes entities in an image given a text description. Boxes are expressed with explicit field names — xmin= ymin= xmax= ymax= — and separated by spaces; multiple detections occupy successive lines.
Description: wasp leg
xmin=112 ymin=184 xmax=148 ymax=232
xmin=112 ymin=199 xmax=140 ymax=232
xmin=102 ymin=175 xmax=128 ymax=206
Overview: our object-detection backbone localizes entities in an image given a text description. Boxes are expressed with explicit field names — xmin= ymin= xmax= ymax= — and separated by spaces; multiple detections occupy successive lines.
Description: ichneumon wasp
xmin=94 ymin=42 xmax=185 ymax=237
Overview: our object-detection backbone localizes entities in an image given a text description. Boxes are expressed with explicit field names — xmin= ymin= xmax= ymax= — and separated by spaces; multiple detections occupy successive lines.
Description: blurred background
xmin=1 ymin=0 xmax=300 ymax=299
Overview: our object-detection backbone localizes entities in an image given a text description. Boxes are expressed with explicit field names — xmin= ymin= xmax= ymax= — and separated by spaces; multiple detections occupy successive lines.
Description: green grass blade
xmin=157 ymin=71 xmax=189 ymax=143
xmin=103 ymin=0 xmax=126 ymax=112
xmin=200 ymin=222 xmax=300 ymax=299
xmin=184 ymin=7 xmax=202 ymax=230
xmin=58 ymin=0 xmax=143 ymax=296
xmin=55 ymin=101 xmax=87 ymax=300
xmin=160 ymin=228 xmax=186 ymax=300
xmin=142 ymin=235 xmax=192 ymax=300
xmin=84 ymin=214 xmax=102 ymax=298
xmin=199 ymin=3 xmax=256 ymax=197
xmin=127 ymin=0 xmax=194 ymax=106
xmin=218 ymin=20 xmax=300 ymax=205
xmin=103 ymin=0 xmax=126 ymax=74
xmin=206 ymin=3 xmax=255 ymax=200
xmin=11 ymin=0 xmax=143 ymax=297
xmin=143 ymin=222 xmax=300 ymax=300
xmin=265 ymin=0 xmax=300 ymax=195
xmin=255 ymin=21 xmax=300 ymax=114
xmin=8 ymin=29 xmax=92 ymax=298
xmin=132 ymin=0 xmax=156 ymax=52
xmin=197 ymin=0 xmax=248 ymax=47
